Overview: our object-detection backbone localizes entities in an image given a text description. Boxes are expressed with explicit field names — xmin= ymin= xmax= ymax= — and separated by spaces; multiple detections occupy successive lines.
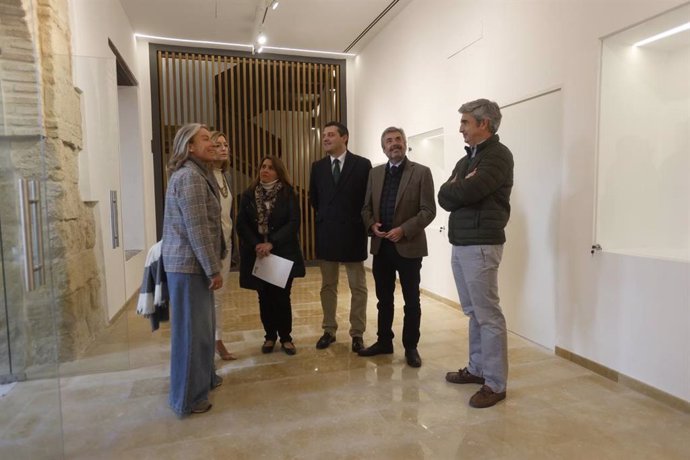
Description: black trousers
xmin=372 ymin=240 xmax=423 ymax=350
xmin=257 ymin=278 xmax=293 ymax=343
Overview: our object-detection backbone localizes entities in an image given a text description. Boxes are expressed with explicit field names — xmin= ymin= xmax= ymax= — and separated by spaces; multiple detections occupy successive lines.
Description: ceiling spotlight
xmin=271 ymin=1 xmax=279 ymax=10
xmin=257 ymin=33 xmax=267 ymax=45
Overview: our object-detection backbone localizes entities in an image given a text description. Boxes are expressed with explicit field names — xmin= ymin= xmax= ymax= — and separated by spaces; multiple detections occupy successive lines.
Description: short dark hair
xmin=324 ymin=121 xmax=348 ymax=137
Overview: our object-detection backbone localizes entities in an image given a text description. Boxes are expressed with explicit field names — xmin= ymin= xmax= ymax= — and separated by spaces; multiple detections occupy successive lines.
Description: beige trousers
xmin=214 ymin=254 xmax=231 ymax=341
xmin=319 ymin=261 xmax=367 ymax=337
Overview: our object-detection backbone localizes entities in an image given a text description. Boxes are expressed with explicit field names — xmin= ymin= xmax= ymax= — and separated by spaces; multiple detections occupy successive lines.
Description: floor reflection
xmin=1 ymin=266 xmax=689 ymax=459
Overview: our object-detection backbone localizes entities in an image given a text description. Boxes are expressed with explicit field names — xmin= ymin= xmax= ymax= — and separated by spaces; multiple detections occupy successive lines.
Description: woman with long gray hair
xmin=162 ymin=123 xmax=226 ymax=416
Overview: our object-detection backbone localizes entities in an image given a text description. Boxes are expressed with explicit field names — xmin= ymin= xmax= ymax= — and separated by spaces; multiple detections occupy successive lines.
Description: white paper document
xmin=252 ymin=254 xmax=294 ymax=288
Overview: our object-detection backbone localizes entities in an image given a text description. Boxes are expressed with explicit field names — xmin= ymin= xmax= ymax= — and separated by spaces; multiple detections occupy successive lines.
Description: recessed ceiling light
xmin=264 ymin=45 xmax=356 ymax=57
xmin=257 ymin=33 xmax=267 ymax=45
xmin=133 ymin=33 xmax=252 ymax=50
xmin=134 ymin=33 xmax=356 ymax=58
xmin=633 ymin=22 xmax=690 ymax=47
xmin=271 ymin=1 xmax=279 ymax=10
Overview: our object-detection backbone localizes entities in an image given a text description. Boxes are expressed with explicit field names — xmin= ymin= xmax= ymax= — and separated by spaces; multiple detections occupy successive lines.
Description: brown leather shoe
xmin=469 ymin=385 xmax=506 ymax=408
xmin=445 ymin=367 xmax=485 ymax=384
xmin=281 ymin=341 xmax=297 ymax=356
xmin=261 ymin=340 xmax=276 ymax=354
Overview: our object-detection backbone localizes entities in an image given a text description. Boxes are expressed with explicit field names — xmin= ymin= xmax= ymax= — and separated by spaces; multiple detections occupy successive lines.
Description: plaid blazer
xmin=162 ymin=158 xmax=224 ymax=276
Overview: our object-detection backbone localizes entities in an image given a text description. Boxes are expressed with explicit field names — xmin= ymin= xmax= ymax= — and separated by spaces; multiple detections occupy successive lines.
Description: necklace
xmin=217 ymin=172 xmax=229 ymax=198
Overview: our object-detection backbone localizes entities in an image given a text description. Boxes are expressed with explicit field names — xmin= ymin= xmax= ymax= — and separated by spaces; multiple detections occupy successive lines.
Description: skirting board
xmin=420 ymin=288 xmax=460 ymax=309
xmin=555 ymin=347 xmax=689 ymax=413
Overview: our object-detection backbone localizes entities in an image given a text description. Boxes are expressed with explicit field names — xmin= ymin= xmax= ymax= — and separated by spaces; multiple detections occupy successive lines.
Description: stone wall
xmin=37 ymin=0 xmax=105 ymax=361
xmin=0 ymin=0 xmax=105 ymax=373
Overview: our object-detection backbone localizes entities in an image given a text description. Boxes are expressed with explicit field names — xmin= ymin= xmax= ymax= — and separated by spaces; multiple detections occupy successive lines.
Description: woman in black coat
xmin=236 ymin=155 xmax=305 ymax=355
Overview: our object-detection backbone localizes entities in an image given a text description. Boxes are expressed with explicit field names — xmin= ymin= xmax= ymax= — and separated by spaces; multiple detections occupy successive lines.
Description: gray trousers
xmin=451 ymin=245 xmax=508 ymax=392
xmin=319 ymin=261 xmax=367 ymax=337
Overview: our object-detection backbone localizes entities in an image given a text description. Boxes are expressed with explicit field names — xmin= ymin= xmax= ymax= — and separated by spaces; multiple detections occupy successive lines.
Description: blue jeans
xmin=167 ymin=272 xmax=216 ymax=416
xmin=451 ymin=245 xmax=508 ymax=392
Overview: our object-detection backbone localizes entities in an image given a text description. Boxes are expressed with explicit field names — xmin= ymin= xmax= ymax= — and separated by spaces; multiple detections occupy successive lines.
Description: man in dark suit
xmin=359 ymin=126 xmax=436 ymax=367
xmin=309 ymin=121 xmax=372 ymax=352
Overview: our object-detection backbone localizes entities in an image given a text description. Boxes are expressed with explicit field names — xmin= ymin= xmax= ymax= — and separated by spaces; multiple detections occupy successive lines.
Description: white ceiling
xmin=120 ymin=0 xmax=412 ymax=55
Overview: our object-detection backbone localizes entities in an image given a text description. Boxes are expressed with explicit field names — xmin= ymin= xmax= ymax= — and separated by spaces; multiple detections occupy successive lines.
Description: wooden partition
xmin=151 ymin=45 xmax=346 ymax=260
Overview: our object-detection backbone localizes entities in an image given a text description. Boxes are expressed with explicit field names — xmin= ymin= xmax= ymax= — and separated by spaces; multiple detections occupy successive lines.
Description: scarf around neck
xmin=255 ymin=180 xmax=283 ymax=235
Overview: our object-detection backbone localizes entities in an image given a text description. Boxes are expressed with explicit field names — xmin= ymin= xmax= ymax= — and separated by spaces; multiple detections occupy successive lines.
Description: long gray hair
xmin=167 ymin=123 xmax=208 ymax=175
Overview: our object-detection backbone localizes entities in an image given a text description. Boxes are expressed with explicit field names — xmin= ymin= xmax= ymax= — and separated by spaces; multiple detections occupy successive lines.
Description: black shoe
xmin=358 ymin=342 xmax=394 ymax=357
xmin=405 ymin=349 xmax=422 ymax=368
xmin=351 ymin=337 xmax=365 ymax=353
xmin=316 ymin=332 xmax=336 ymax=349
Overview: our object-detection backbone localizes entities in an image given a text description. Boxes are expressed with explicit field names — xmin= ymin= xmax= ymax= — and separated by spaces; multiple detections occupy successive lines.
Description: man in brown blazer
xmin=359 ymin=126 xmax=436 ymax=367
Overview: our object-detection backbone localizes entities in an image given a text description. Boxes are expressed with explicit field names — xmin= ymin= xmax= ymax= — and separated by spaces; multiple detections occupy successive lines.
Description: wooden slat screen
xmin=156 ymin=50 xmax=344 ymax=260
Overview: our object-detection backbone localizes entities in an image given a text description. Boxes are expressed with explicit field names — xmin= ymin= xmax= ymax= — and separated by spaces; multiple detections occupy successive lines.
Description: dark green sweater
xmin=438 ymin=135 xmax=514 ymax=245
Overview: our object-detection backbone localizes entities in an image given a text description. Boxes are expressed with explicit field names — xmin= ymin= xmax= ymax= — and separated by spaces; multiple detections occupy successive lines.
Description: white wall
xmin=69 ymin=0 xmax=153 ymax=318
xmin=72 ymin=54 xmax=125 ymax=319
xmin=351 ymin=0 xmax=690 ymax=402
xmin=118 ymin=86 xmax=145 ymax=253
xmin=135 ymin=39 xmax=157 ymax=248
xmin=498 ymin=90 xmax=563 ymax=349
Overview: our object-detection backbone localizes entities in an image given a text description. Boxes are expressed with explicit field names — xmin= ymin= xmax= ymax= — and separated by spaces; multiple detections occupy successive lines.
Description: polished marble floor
xmin=2 ymin=267 xmax=689 ymax=459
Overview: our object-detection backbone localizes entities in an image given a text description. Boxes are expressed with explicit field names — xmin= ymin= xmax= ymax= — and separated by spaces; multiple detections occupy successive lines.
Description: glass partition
xmin=0 ymin=74 xmax=64 ymax=459
xmin=595 ymin=4 xmax=690 ymax=261
xmin=0 ymin=51 xmax=142 ymax=458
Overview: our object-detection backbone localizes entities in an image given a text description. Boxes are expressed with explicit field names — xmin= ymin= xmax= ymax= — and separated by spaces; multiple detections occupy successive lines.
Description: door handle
xmin=18 ymin=178 xmax=45 ymax=292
